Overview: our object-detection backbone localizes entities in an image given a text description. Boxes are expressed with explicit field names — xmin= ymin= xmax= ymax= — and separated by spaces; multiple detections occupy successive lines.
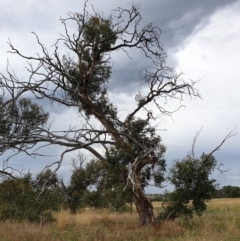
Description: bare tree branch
xmin=204 ymin=129 xmax=237 ymax=164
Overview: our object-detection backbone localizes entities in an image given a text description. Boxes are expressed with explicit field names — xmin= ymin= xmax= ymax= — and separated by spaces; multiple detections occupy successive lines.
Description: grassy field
xmin=0 ymin=198 xmax=240 ymax=241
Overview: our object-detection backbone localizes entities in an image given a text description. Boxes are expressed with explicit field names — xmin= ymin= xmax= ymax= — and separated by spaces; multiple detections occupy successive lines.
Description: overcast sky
xmin=0 ymin=0 xmax=239 ymax=192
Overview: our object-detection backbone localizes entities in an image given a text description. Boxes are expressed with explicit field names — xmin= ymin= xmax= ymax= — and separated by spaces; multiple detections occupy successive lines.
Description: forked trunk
xmin=132 ymin=188 xmax=155 ymax=226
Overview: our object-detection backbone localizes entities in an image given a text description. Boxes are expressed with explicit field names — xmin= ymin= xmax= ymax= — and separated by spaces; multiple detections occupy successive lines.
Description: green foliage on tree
xmin=0 ymin=175 xmax=33 ymax=222
xmin=0 ymin=169 xmax=62 ymax=223
xmin=64 ymin=153 xmax=133 ymax=212
xmin=0 ymin=97 xmax=48 ymax=138
xmin=63 ymin=14 xmax=117 ymax=121
xmin=90 ymin=154 xmax=132 ymax=210
xmin=33 ymin=169 xmax=63 ymax=219
xmin=64 ymin=156 xmax=97 ymax=213
xmin=215 ymin=185 xmax=240 ymax=198
xmin=166 ymin=153 xmax=217 ymax=220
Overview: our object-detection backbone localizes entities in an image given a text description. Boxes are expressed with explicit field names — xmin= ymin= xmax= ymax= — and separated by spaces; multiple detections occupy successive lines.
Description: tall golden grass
xmin=0 ymin=198 xmax=239 ymax=241
xmin=56 ymin=209 xmax=135 ymax=228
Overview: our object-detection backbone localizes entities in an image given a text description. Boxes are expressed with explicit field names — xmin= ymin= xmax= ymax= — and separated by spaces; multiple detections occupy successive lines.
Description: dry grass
xmin=0 ymin=198 xmax=240 ymax=241
xmin=56 ymin=209 xmax=136 ymax=228
xmin=207 ymin=198 xmax=240 ymax=211
xmin=0 ymin=221 xmax=57 ymax=241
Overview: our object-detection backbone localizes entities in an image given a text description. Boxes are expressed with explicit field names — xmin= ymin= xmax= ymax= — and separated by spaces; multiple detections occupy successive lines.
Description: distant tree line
xmin=213 ymin=185 xmax=240 ymax=198
xmin=148 ymin=185 xmax=240 ymax=201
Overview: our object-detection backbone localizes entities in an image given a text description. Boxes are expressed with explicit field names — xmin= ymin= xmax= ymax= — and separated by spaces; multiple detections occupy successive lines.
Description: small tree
xmin=64 ymin=155 xmax=97 ymax=213
xmin=165 ymin=153 xmax=217 ymax=220
xmin=0 ymin=176 xmax=33 ymax=222
xmin=0 ymin=170 xmax=62 ymax=223
xmin=33 ymin=169 xmax=63 ymax=222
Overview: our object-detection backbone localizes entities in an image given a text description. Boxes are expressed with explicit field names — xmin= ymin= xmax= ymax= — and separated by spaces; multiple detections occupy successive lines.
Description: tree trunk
xmin=132 ymin=189 xmax=155 ymax=226
xmin=131 ymin=156 xmax=156 ymax=226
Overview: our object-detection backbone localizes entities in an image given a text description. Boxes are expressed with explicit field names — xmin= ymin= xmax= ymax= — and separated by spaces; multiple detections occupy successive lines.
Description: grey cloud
xmin=140 ymin=0 xmax=239 ymax=47
xmin=0 ymin=1 xmax=57 ymax=32
xmin=98 ymin=0 xmax=240 ymax=93
xmin=1 ymin=0 xmax=238 ymax=94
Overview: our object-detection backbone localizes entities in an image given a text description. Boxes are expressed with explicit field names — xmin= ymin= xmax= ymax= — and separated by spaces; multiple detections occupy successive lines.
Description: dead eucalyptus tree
xmin=0 ymin=2 xmax=201 ymax=225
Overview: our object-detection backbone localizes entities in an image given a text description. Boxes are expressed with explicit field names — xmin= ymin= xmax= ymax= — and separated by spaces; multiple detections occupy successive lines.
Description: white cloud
xmin=160 ymin=3 xmax=240 ymax=172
